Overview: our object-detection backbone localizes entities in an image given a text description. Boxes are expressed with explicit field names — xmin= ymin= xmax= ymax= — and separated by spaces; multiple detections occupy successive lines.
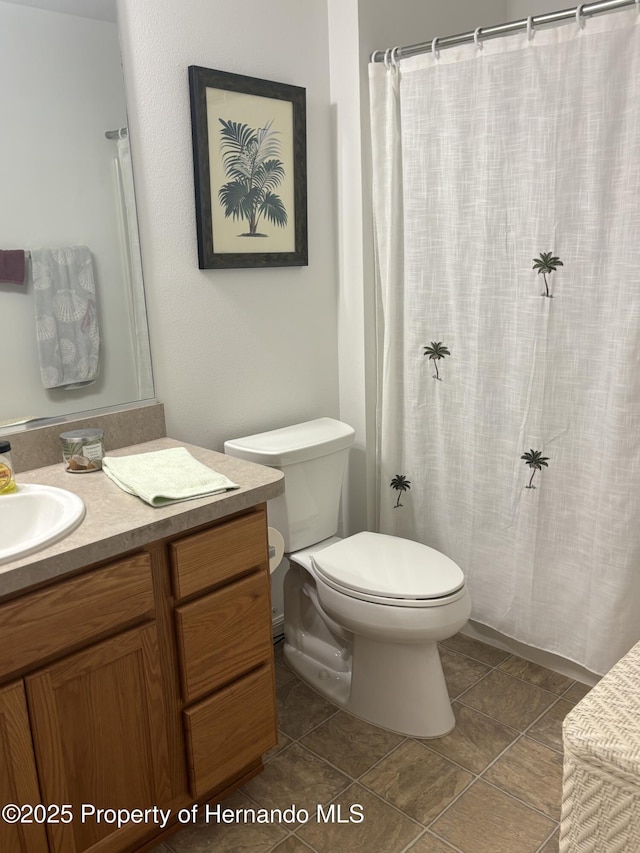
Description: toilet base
xmin=348 ymin=635 xmax=455 ymax=737
xmin=283 ymin=635 xmax=455 ymax=738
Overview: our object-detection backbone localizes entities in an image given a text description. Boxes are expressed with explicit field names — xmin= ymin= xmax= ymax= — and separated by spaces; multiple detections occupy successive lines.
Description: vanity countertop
xmin=0 ymin=437 xmax=284 ymax=599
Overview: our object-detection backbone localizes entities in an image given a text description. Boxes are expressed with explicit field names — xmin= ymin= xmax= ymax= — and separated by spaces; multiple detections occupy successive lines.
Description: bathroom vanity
xmin=0 ymin=438 xmax=284 ymax=853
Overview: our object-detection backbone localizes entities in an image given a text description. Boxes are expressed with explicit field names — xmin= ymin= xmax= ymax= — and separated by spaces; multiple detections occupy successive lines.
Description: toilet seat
xmin=311 ymin=531 xmax=465 ymax=608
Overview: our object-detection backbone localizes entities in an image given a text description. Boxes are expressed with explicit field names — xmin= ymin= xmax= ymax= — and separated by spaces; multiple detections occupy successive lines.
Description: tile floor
xmin=152 ymin=633 xmax=593 ymax=853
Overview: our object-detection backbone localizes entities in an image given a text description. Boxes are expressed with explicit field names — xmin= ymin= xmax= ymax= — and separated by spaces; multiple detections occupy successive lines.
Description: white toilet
xmin=224 ymin=417 xmax=471 ymax=738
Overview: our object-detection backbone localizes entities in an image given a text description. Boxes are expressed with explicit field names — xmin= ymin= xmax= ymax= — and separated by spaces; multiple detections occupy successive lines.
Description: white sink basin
xmin=0 ymin=484 xmax=86 ymax=565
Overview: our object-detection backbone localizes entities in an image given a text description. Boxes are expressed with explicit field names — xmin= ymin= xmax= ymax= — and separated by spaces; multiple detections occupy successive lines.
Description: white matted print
xmin=189 ymin=66 xmax=307 ymax=269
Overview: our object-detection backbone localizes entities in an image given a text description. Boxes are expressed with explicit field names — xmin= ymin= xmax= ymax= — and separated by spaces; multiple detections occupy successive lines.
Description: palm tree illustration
xmin=521 ymin=449 xmax=549 ymax=489
xmin=532 ymin=252 xmax=563 ymax=298
xmin=390 ymin=474 xmax=411 ymax=508
xmin=218 ymin=119 xmax=288 ymax=237
xmin=423 ymin=341 xmax=451 ymax=380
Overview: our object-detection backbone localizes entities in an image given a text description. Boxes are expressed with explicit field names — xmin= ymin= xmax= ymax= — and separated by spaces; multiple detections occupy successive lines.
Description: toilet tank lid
xmin=224 ymin=417 xmax=355 ymax=466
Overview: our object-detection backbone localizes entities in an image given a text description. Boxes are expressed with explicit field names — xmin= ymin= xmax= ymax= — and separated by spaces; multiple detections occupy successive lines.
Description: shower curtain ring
xmin=391 ymin=46 xmax=401 ymax=67
xmin=526 ymin=16 xmax=534 ymax=41
xmin=576 ymin=4 xmax=586 ymax=29
xmin=474 ymin=27 xmax=484 ymax=51
xmin=432 ymin=36 xmax=441 ymax=60
xmin=383 ymin=48 xmax=392 ymax=69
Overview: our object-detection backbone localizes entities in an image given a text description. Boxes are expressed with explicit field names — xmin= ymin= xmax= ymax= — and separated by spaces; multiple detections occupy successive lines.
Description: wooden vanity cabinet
xmin=170 ymin=507 xmax=277 ymax=800
xmin=0 ymin=553 xmax=172 ymax=853
xmin=0 ymin=503 xmax=277 ymax=853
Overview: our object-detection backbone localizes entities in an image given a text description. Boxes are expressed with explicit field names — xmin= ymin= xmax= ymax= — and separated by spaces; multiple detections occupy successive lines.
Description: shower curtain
xmin=370 ymin=9 xmax=640 ymax=675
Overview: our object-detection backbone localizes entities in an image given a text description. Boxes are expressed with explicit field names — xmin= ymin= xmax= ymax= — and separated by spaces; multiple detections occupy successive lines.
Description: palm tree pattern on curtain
xmin=521 ymin=449 xmax=550 ymax=489
xmin=218 ymin=119 xmax=288 ymax=237
xmin=532 ymin=252 xmax=563 ymax=298
xmin=423 ymin=341 xmax=451 ymax=380
xmin=390 ymin=474 xmax=411 ymax=508
xmin=411 ymin=256 xmax=563 ymax=496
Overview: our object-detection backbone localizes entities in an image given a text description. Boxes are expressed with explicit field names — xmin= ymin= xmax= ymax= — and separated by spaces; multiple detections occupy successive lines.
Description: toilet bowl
xmin=224 ymin=418 xmax=471 ymax=738
xmin=284 ymin=532 xmax=470 ymax=737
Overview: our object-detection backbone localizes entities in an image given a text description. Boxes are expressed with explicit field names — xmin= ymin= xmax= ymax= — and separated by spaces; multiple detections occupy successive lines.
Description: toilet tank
xmin=224 ymin=418 xmax=355 ymax=552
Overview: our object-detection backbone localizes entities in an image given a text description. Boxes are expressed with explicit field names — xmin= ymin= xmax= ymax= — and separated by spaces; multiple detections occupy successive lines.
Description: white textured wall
xmin=117 ymin=0 xmax=339 ymax=451
xmin=359 ymin=0 xmax=507 ymax=56
xmin=0 ymin=2 xmax=140 ymax=423
xmin=507 ymin=0 xmax=565 ymax=17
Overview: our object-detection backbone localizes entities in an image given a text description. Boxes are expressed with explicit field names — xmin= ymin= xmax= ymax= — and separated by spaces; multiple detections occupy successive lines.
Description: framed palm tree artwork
xmin=189 ymin=66 xmax=308 ymax=269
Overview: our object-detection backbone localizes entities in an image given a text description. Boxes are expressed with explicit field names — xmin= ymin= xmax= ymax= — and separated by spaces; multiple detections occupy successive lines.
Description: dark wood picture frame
xmin=189 ymin=66 xmax=308 ymax=269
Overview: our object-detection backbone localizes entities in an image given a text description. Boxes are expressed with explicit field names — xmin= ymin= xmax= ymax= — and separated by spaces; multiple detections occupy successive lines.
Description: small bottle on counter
xmin=0 ymin=440 xmax=16 ymax=494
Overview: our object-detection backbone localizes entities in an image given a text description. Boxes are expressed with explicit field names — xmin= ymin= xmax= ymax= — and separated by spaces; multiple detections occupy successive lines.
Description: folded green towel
xmin=102 ymin=447 xmax=239 ymax=507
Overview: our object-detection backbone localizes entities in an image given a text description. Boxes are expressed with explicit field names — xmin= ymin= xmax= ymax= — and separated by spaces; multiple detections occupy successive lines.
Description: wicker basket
xmin=560 ymin=641 xmax=640 ymax=852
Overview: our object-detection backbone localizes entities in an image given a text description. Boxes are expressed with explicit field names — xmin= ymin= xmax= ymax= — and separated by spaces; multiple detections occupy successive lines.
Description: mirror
xmin=0 ymin=0 xmax=154 ymax=432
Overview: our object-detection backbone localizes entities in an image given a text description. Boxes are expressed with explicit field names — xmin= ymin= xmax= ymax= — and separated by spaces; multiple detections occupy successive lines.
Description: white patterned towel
xmin=102 ymin=447 xmax=240 ymax=507
xmin=31 ymin=246 xmax=100 ymax=389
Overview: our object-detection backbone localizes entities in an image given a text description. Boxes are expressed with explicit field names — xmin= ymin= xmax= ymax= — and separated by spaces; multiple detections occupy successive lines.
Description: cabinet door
xmin=0 ymin=681 xmax=48 ymax=853
xmin=26 ymin=624 xmax=171 ymax=853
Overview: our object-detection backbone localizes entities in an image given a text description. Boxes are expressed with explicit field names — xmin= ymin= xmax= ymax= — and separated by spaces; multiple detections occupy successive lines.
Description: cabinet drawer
xmin=170 ymin=509 xmax=268 ymax=600
xmin=184 ymin=664 xmax=276 ymax=799
xmin=0 ymin=553 xmax=154 ymax=680
xmin=175 ymin=570 xmax=272 ymax=703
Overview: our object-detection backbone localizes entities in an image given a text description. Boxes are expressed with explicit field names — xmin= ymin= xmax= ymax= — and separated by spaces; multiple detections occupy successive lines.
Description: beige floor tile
xmin=563 ymin=680 xmax=594 ymax=704
xmin=407 ymin=831 xmax=460 ymax=851
xmin=540 ymin=828 xmax=560 ymax=852
xmin=300 ymin=710 xmax=405 ymax=777
xmin=527 ymin=699 xmax=573 ymax=753
xmin=161 ymin=647 xmax=569 ymax=853
xmin=271 ymin=836 xmax=316 ymax=852
xmin=275 ymin=659 xmax=297 ymax=689
xmin=297 ymin=783 xmax=421 ymax=853
xmin=273 ymin=641 xmax=286 ymax=664
xmin=166 ymin=790 xmax=287 ymax=852
xmin=440 ymin=649 xmax=491 ymax=699
xmin=421 ymin=702 xmax=518 ymax=774
xmin=242 ymin=743 xmax=350 ymax=817
xmin=276 ymin=678 xmax=338 ymax=739
xmin=498 ymin=656 xmax=574 ymax=695
xmin=483 ymin=736 xmax=564 ymax=820
xmin=361 ymin=740 xmax=472 ymax=824
xmin=431 ymin=780 xmax=556 ymax=853
xmin=264 ymin=731 xmax=292 ymax=763
xmin=459 ymin=669 xmax=556 ymax=729
xmin=440 ymin=634 xmax=510 ymax=666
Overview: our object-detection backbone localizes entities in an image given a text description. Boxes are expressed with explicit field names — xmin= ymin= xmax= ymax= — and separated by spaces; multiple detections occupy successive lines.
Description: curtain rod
xmin=105 ymin=127 xmax=128 ymax=140
xmin=370 ymin=0 xmax=637 ymax=63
